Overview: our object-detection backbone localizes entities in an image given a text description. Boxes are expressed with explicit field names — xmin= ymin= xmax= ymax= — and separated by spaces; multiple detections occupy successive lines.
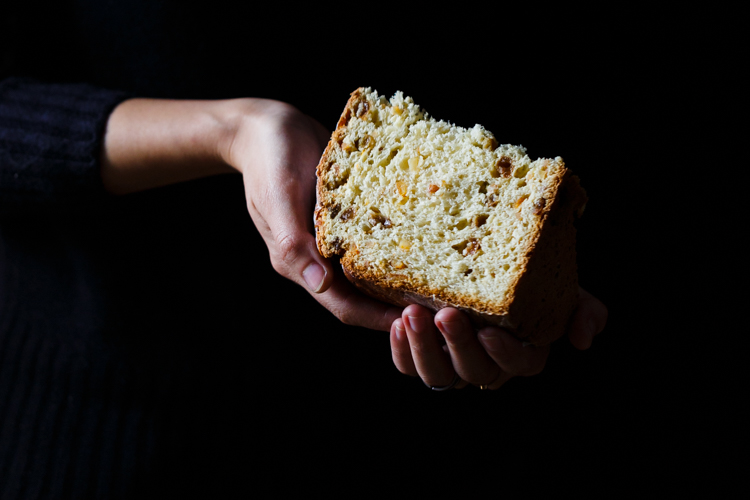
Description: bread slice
xmin=314 ymin=88 xmax=587 ymax=345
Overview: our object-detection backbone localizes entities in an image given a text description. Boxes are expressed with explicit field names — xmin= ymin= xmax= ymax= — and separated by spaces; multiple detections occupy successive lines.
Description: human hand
xmin=389 ymin=287 xmax=608 ymax=390
xmin=100 ymin=97 xmax=402 ymax=330
xmin=221 ymin=99 xmax=403 ymax=331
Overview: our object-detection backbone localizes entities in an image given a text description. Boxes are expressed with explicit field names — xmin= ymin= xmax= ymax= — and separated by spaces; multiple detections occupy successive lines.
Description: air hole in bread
xmin=513 ymin=164 xmax=529 ymax=178
xmin=328 ymin=167 xmax=350 ymax=190
xmin=398 ymin=157 xmax=410 ymax=171
xmin=473 ymin=214 xmax=488 ymax=228
xmin=380 ymin=150 xmax=398 ymax=168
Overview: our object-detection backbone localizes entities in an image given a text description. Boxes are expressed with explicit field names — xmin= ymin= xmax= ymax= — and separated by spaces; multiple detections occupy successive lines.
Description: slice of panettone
xmin=314 ymin=87 xmax=587 ymax=345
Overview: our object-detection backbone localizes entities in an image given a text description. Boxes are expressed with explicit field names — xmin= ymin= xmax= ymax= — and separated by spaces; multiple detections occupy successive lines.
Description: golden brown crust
xmin=315 ymin=89 xmax=368 ymax=258
xmin=314 ymin=88 xmax=587 ymax=345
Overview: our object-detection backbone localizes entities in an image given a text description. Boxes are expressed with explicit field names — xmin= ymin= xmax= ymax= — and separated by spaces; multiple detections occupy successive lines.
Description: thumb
xmin=271 ymin=227 xmax=333 ymax=294
xmin=264 ymin=174 xmax=334 ymax=295
xmin=299 ymin=240 xmax=333 ymax=294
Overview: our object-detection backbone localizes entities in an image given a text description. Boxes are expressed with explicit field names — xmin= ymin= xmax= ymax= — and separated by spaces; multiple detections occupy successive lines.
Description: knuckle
xmin=334 ymin=308 xmax=356 ymax=326
xmin=333 ymin=296 xmax=359 ymax=326
xmin=443 ymin=331 xmax=471 ymax=349
xmin=332 ymin=293 xmax=377 ymax=329
xmin=408 ymin=340 xmax=433 ymax=356
xmin=276 ymin=232 xmax=302 ymax=265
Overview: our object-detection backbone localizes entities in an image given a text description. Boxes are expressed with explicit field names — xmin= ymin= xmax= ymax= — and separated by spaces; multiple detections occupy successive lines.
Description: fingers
xmin=391 ymin=305 xmax=467 ymax=389
xmin=234 ymin=102 xmax=402 ymax=331
xmin=256 ymin=214 xmax=400 ymax=331
xmin=248 ymin=200 xmax=335 ymax=297
xmin=391 ymin=317 xmax=470 ymax=389
xmin=402 ymin=305 xmax=456 ymax=388
xmin=568 ymin=286 xmax=609 ymax=350
xmin=390 ymin=306 xmax=553 ymax=390
xmin=434 ymin=308 xmax=502 ymax=387
xmin=314 ymin=269 xmax=402 ymax=331
xmin=273 ymin=229 xmax=333 ymax=293
xmin=251 ymin=173 xmax=401 ymax=331
xmin=390 ymin=318 xmax=416 ymax=377
xmin=477 ymin=328 xmax=550 ymax=382
xmin=241 ymin=116 xmax=335 ymax=297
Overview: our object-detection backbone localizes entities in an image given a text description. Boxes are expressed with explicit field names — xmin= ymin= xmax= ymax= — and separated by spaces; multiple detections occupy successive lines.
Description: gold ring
xmin=479 ymin=371 xmax=503 ymax=390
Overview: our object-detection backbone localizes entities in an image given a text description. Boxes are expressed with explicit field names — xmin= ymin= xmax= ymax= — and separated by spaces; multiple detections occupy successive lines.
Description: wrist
xmin=215 ymin=98 xmax=306 ymax=176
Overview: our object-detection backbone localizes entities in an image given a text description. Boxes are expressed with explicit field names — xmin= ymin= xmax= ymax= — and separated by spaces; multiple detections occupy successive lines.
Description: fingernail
xmin=405 ymin=315 xmax=430 ymax=333
xmin=302 ymin=262 xmax=326 ymax=293
xmin=436 ymin=320 xmax=459 ymax=337
xmin=394 ymin=323 xmax=405 ymax=342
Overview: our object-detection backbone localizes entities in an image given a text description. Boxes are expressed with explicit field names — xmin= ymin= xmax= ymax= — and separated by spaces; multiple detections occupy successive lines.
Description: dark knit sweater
xmin=0 ymin=78 xmax=126 ymax=213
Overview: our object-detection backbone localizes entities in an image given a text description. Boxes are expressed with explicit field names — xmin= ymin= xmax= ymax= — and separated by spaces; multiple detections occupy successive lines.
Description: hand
xmin=222 ymin=99 xmax=403 ymax=331
xmin=389 ymin=287 xmax=608 ymax=390
xmin=101 ymin=97 xmax=403 ymax=331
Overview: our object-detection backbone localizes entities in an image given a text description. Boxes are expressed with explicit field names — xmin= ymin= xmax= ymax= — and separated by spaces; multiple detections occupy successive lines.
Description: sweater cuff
xmin=0 ymin=77 xmax=131 ymax=215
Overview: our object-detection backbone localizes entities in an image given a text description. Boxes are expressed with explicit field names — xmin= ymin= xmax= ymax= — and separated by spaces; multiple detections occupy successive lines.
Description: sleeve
xmin=0 ymin=77 xmax=131 ymax=216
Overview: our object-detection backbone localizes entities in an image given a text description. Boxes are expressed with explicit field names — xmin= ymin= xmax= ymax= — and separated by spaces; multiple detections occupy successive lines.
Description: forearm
xmin=100 ymin=98 xmax=241 ymax=195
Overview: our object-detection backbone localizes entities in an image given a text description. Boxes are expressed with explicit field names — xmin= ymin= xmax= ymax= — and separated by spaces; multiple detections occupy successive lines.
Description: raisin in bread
xmin=314 ymin=88 xmax=587 ymax=345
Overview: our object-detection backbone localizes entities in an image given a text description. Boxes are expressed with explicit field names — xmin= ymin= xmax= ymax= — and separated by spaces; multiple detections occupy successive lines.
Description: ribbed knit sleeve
xmin=0 ymin=78 xmax=130 ymax=215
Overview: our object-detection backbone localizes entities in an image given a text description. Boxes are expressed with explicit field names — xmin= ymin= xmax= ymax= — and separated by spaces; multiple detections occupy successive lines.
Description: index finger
xmin=313 ymin=266 xmax=403 ymax=331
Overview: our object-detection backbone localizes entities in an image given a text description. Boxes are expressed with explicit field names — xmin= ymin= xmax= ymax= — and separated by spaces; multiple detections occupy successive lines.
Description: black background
xmin=2 ymin=0 xmax=736 ymax=494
